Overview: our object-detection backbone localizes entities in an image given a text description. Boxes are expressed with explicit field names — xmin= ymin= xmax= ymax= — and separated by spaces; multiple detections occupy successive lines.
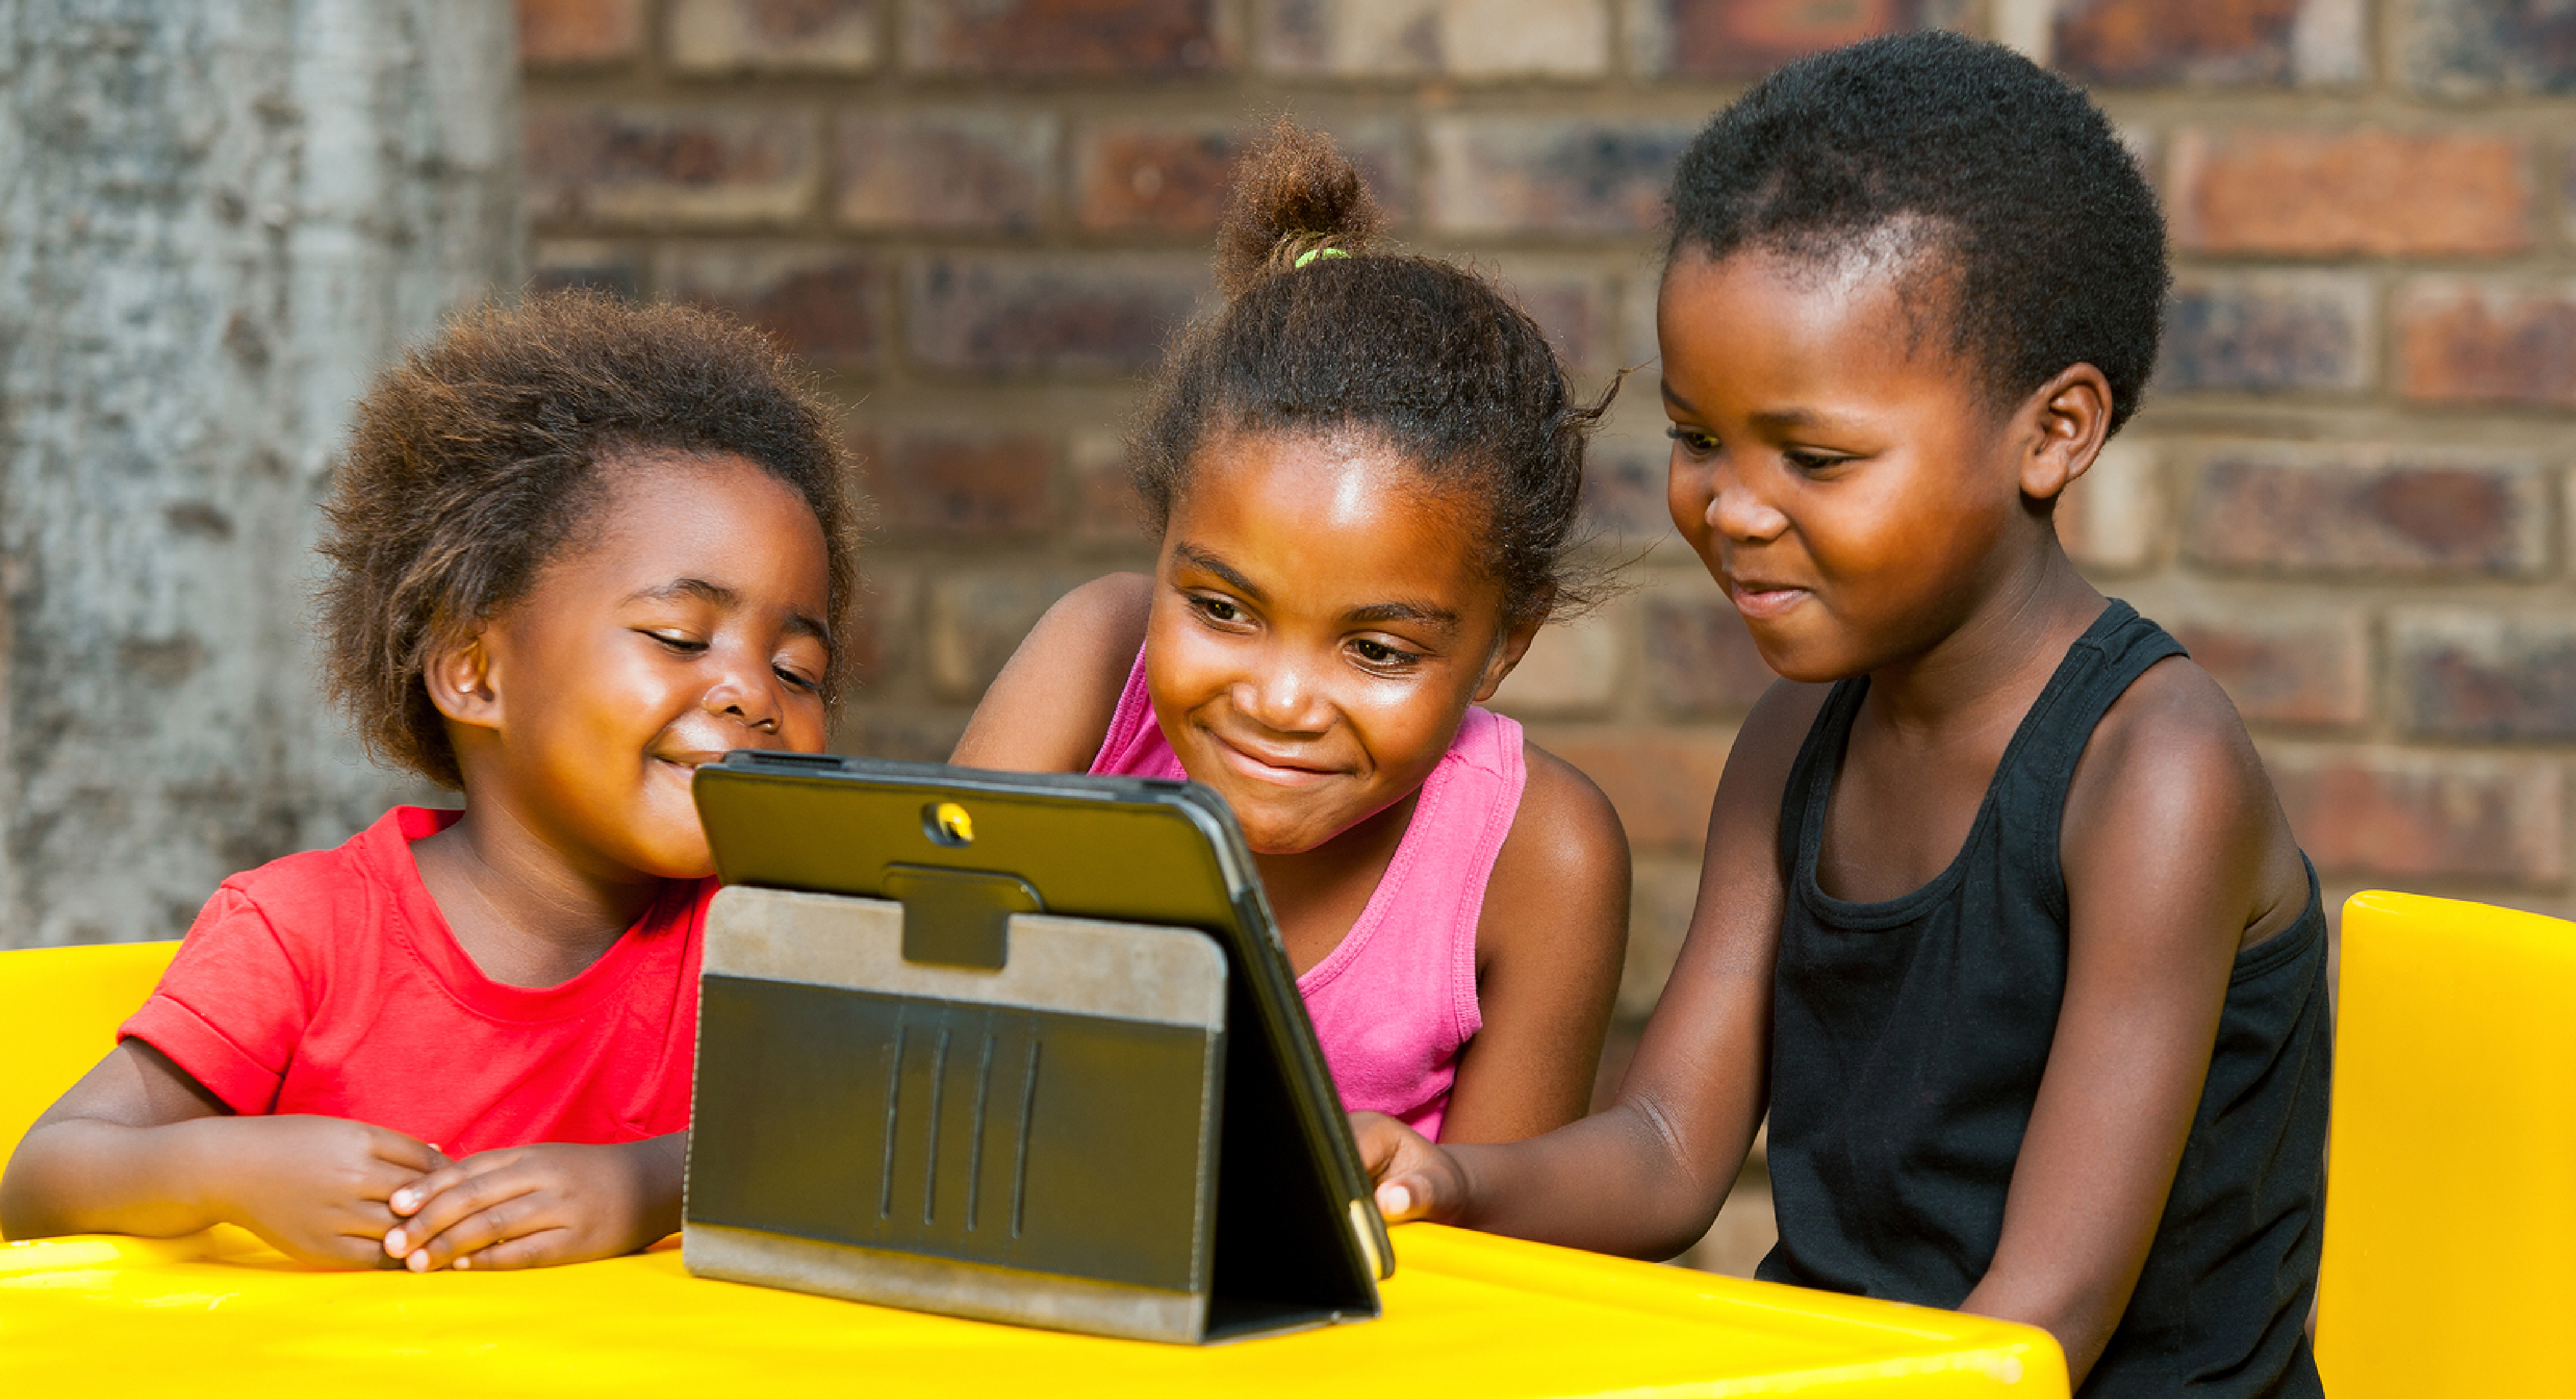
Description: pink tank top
xmin=1088 ymin=647 xmax=1526 ymax=1141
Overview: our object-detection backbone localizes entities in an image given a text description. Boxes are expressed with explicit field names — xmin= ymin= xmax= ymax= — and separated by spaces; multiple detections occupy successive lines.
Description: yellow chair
xmin=2316 ymin=891 xmax=2576 ymax=1395
xmin=0 ymin=941 xmax=180 ymax=1173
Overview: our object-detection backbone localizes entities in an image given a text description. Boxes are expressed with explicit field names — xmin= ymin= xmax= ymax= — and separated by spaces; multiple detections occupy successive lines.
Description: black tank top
xmin=1759 ymin=601 xmax=2331 ymax=1398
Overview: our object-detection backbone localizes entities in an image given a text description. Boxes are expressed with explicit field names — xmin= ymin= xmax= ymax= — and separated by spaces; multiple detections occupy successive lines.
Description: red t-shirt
xmin=120 ymin=807 xmax=709 ymax=1158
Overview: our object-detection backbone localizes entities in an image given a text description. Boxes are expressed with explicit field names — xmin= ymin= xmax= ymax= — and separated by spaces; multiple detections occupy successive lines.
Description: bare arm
xmin=2 ymin=1039 xmax=445 ymax=1264
xmin=1438 ymin=745 xmax=1629 ymax=1144
xmin=950 ymin=573 xmax=1152 ymax=772
xmin=1365 ymin=681 xmax=1826 ymax=1258
xmin=1959 ymin=662 xmax=2305 ymax=1384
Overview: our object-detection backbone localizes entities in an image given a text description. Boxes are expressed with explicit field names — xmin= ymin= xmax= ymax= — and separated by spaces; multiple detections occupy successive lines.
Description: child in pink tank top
xmin=955 ymin=121 xmax=1633 ymax=1145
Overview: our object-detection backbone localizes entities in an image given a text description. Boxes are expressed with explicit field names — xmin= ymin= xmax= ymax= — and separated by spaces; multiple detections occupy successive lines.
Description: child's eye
xmin=1666 ymin=425 xmax=1720 ymax=455
xmin=1350 ymin=638 xmax=1421 ymax=669
xmin=774 ymin=663 xmax=821 ymax=693
xmin=644 ymin=630 xmax=708 ymax=654
xmin=1783 ymin=449 xmax=1848 ymax=474
xmin=1187 ymin=594 xmax=1245 ymax=625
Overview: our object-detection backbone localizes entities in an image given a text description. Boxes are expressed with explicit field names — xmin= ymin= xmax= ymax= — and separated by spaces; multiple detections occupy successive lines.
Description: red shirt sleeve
xmin=118 ymin=885 xmax=314 ymax=1113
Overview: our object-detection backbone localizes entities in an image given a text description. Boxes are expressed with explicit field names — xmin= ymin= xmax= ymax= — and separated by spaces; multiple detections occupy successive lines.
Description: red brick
xmin=1618 ymin=856 xmax=1701 ymax=1021
xmin=1489 ymin=608 xmax=1624 ymax=718
xmin=1256 ymin=0 xmax=1610 ymax=78
xmin=833 ymin=111 xmax=1054 ymax=233
xmin=662 ymin=246 xmax=884 ymax=366
xmin=668 ymin=0 xmax=879 ymax=73
xmin=2158 ymin=272 xmax=2372 ymax=395
xmin=844 ymin=563 xmax=919 ymax=690
xmin=1632 ymin=0 xmax=1920 ymax=79
xmin=2395 ymin=281 xmax=2576 ymax=408
xmin=1072 ymin=117 xmax=1413 ymax=235
xmin=2165 ymin=612 xmax=2370 ymax=729
xmin=839 ymin=706 xmax=971 ymax=762
xmin=1645 ymin=595 xmax=1775 ymax=718
xmin=2169 ymin=127 xmax=2534 ymax=257
xmin=862 ymin=433 xmax=1060 ymax=537
xmin=1496 ymin=268 xmax=1613 ymax=376
xmin=905 ymin=0 xmax=1230 ymax=76
xmin=2393 ymin=612 xmax=2576 ymax=742
xmin=924 ymin=570 xmax=1093 ymax=702
xmin=2267 ymin=747 xmax=2564 ymax=884
xmin=2057 ymin=439 xmax=2164 ymax=573
xmin=528 ymin=240 xmax=644 ymax=300
xmin=1068 ymin=434 xmax=1151 ymax=542
xmin=905 ymin=254 xmax=1209 ymax=375
xmin=1528 ymin=726 xmax=1736 ymax=852
xmin=2403 ymin=0 xmax=2576 ymax=96
xmin=1075 ymin=122 xmax=1235 ymax=233
xmin=2183 ymin=453 xmax=2548 ymax=578
xmin=1582 ymin=439 xmax=1674 ymax=542
xmin=518 ymin=0 xmax=642 ymax=66
xmin=2051 ymin=0 xmax=2327 ymax=86
xmin=525 ymin=104 xmax=819 ymax=227
xmin=1424 ymin=116 xmax=1697 ymax=236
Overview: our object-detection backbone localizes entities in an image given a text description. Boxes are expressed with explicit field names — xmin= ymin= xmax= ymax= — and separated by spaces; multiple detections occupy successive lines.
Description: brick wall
xmin=520 ymin=0 xmax=2576 ymax=1268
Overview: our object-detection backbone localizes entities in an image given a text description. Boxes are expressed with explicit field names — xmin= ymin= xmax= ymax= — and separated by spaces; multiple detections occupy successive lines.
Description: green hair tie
xmin=1293 ymin=246 xmax=1351 ymax=269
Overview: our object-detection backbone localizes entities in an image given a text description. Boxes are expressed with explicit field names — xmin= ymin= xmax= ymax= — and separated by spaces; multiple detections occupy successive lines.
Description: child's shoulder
xmin=202 ymin=807 xmax=427 ymax=942
xmin=1491 ymin=738 xmax=1630 ymax=910
xmin=950 ymin=573 xmax=1150 ymax=772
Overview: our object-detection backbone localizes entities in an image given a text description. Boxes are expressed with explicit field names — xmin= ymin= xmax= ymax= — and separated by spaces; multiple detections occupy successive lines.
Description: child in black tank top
xmin=1357 ymin=34 xmax=2329 ymax=1397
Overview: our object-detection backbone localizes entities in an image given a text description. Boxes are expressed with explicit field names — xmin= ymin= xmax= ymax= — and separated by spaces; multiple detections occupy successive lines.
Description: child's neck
xmin=1254 ymin=790 xmax=1420 ymax=979
xmin=410 ymin=803 xmax=671 ymax=990
xmin=1861 ymin=546 xmax=2104 ymax=745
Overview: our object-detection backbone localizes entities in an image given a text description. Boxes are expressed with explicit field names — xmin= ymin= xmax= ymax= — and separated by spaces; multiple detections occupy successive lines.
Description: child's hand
xmin=1353 ymin=1111 xmax=1467 ymax=1224
xmin=381 ymin=1134 xmax=684 ymax=1272
xmin=208 ymin=1115 xmax=451 ymax=1268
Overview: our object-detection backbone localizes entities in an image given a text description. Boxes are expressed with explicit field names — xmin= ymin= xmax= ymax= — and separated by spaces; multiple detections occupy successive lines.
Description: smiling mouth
xmin=1210 ymin=735 xmax=1340 ymax=788
xmin=1726 ymin=580 xmax=1809 ymax=620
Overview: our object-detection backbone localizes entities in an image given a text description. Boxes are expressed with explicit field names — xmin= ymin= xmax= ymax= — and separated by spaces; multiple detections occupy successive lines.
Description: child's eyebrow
xmin=631 ymin=578 xmax=833 ymax=646
xmin=1171 ymin=544 xmax=1265 ymax=601
xmin=1347 ymin=601 xmax=1460 ymax=634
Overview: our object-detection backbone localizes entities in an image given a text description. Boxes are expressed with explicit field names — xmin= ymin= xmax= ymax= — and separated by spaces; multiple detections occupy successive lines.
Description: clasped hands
xmin=212 ymin=1116 xmax=679 ymax=1273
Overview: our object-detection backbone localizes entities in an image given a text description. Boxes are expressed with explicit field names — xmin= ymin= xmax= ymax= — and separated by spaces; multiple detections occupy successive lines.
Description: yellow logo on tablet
xmin=929 ymin=801 xmax=974 ymax=846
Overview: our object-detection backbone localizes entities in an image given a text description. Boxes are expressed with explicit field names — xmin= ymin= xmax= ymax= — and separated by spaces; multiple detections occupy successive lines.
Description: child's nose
xmin=1234 ymin=658 xmax=1326 ymax=734
xmin=1709 ymin=477 xmax=1789 ymax=543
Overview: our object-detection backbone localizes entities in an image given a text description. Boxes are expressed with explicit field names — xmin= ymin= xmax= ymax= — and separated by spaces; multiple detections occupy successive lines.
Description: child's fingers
xmin=360 ymin=1124 xmax=451 ymax=1176
xmin=448 ymin=1226 xmax=571 ymax=1273
xmin=1374 ymin=1171 xmax=1441 ymax=1223
xmin=1349 ymin=1111 xmax=1408 ymax=1179
xmin=382 ymin=1163 xmax=540 ymax=1262
xmin=397 ymin=1194 xmax=547 ymax=1272
xmin=387 ymin=1148 xmax=518 ymax=1217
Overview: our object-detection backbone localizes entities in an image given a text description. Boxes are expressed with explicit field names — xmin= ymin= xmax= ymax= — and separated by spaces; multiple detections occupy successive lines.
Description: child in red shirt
xmin=0 ymin=293 xmax=859 ymax=1273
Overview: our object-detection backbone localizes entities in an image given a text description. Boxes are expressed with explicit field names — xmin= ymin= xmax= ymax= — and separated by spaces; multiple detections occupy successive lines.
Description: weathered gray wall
xmin=0 ymin=1 xmax=521 ymax=946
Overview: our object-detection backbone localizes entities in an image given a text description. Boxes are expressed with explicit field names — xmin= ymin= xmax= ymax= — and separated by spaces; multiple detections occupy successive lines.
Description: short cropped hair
xmin=1668 ymin=30 xmax=2169 ymax=434
xmin=319 ymin=291 xmax=858 ymax=788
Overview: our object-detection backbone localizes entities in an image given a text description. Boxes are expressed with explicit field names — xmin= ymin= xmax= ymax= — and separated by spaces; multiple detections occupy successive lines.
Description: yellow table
xmin=0 ymin=1222 xmax=2058 ymax=1396
xmin=0 ymin=939 xmax=2062 ymax=1396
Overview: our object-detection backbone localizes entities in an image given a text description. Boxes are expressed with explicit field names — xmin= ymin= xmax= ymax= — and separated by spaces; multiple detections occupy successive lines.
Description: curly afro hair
xmin=1133 ymin=118 xmax=1614 ymax=626
xmin=319 ymin=290 xmax=860 ymax=789
xmin=1667 ymin=30 xmax=2169 ymax=435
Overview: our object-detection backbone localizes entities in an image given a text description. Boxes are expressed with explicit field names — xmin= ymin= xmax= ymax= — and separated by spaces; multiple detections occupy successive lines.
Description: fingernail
xmin=406 ymin=1249 xmax=429 ymax=1274
xmin=384 ymin=1228 xmax=407 ymax=1255
xmin=1380 ymin=1184 xmax=1410 ymax=1215
xmin=391 ymin=1190 xmax=416 ymax=1213
xmin=453 ymin=1255 xmax=472 ymax=1271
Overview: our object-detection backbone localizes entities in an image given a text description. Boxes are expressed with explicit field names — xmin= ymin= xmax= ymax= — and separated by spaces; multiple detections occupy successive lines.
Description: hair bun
xmin=1214 ymin=118 xmax=1386 ymax=300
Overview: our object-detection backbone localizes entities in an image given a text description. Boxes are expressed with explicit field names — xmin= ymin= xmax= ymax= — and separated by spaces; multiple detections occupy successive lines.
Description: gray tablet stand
xmin=683 ymin=884 xmax=1365 ymax=1344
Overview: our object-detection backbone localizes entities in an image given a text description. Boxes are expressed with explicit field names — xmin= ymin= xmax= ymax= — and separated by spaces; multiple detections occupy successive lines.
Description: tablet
xmin=682 ymin=750 xmax=1391 ymax=1343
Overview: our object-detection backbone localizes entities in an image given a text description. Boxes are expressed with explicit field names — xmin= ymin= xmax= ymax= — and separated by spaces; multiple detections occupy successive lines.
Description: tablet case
xmin=683 ymin=754 xmax=1391 ymax=1344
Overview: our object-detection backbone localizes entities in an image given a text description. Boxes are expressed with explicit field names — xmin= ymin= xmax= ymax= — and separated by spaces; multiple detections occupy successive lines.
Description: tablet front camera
xmin=923 ymin=801 xmax=975 ymax=847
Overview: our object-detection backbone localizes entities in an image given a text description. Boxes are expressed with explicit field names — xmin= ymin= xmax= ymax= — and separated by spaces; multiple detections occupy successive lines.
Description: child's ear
xmin=422 ymin=632 xmax=503 ymax=733
xmin=2017 ymin=363 xmax=2114 ymax=503
xmin=1470 ymin=609 xmax=1547 ymax=704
